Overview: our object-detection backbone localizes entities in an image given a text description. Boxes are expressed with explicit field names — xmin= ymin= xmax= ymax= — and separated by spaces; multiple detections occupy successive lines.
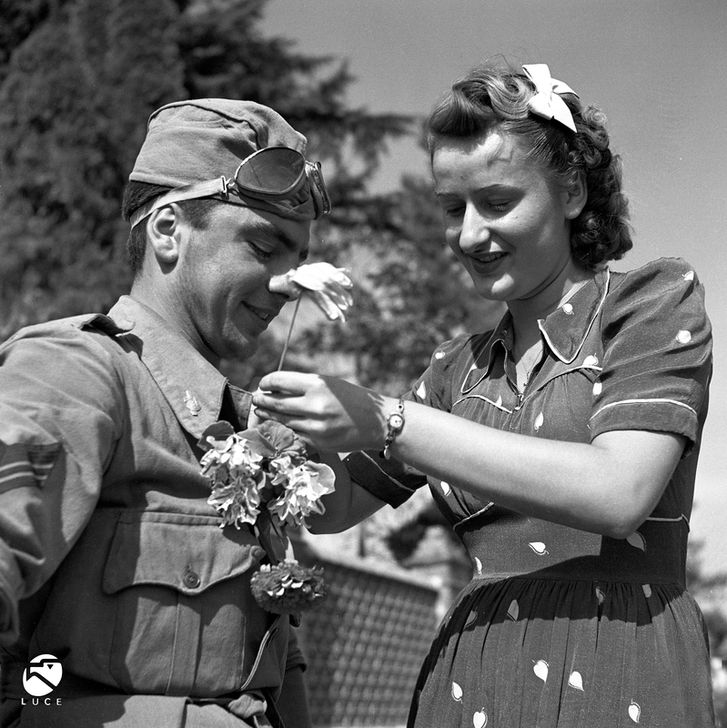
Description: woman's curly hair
xmin=425 ymin=60 xmax=632 ymax=269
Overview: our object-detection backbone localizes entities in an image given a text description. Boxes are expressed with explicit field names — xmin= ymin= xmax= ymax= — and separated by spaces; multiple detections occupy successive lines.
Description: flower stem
xmin=278 ymin=297 xmax=302 ymax=371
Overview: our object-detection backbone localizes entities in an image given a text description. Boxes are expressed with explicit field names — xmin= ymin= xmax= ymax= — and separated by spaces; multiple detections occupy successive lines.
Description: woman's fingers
xmin=257 ymin=370 xmax=319 ymax=395
xmin=253 ymin=390 xmax=305 ymax=416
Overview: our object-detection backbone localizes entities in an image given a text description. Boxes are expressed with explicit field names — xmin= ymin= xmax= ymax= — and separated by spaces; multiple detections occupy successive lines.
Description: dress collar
xmin=96 ymin=296 xmax=231 ymax=439
xmin=538 ymin=269 xmax=610 ymax=364
xmin=461 ymin=269 xmax=610 ymax=393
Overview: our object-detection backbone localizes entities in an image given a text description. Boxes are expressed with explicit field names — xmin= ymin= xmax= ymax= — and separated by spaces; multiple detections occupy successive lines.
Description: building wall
xmin=294 ymin=535 xmax=442 ymax=728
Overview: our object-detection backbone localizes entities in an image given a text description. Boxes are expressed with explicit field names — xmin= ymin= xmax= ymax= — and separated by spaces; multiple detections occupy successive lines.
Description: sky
xmin=264 ymin=0 xmax=727 ymax=574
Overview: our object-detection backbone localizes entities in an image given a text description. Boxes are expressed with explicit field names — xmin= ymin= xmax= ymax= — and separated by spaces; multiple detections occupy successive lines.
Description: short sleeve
xmin=344 ymin=335 xmax=473 ymax=507
xmin=589 ymin=258 xmax=712 ymax=449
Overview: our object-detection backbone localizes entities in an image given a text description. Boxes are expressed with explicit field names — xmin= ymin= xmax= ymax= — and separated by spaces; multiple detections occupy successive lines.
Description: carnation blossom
xmin=269 ymin=262 xmax=353 ymax=321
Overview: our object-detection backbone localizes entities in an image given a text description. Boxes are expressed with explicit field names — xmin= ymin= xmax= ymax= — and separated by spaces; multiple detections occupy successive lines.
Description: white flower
xmin=202 ymin=435 xmax=266 ymax=528
xmin=267 ymin=457 xmax=336 ymax=527
xmin=269 ymin=262 xmax=353 ymax=321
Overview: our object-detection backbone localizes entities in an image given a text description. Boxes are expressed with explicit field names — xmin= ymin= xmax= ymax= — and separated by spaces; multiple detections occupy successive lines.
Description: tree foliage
xmin=0 ymin=0 xmax=413 ymax=346
xmin=0 ymin=0 xmax=184 ymax=332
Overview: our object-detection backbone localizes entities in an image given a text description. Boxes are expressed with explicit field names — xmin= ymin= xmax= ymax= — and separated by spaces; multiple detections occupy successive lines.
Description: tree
xmin=0 ymin=0 xmax=412 ymax=346
xmin=0 ymin=0 xmax=184 ymax=334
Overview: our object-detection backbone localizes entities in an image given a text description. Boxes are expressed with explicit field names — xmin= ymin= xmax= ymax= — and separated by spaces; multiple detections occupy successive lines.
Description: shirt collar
xmin=460 ymin=269 xmax=610 ymax=393
xmin=538 ymin=269 xmax=610 ymax=364
xmin=102 ymin=296 xmax=231 ymax=440
xmin=461 ymin=321 xmax=511 ymax=393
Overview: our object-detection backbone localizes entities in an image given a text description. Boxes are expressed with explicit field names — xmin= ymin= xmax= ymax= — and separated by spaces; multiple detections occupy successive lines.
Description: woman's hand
xmin=252 ymin=371 xmax=394 ymax=453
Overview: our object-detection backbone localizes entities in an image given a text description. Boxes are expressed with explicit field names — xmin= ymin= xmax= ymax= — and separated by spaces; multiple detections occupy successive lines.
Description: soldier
xmin=0 ymin=98 xmax=330 ymax=727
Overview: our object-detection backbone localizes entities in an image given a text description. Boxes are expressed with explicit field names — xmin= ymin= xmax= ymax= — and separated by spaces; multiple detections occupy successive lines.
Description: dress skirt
xmin=408 ymin=575 xmax=715 ymax=728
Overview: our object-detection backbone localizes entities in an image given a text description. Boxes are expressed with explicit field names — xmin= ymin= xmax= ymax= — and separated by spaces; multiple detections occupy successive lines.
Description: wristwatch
xmin=381 ymin=399 xmax=405 ymax=460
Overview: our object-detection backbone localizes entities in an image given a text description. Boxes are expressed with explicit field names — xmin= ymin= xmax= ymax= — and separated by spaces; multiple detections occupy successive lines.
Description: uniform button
xmin=249 ymin=546 xmax=265 ymax=563
xmin=183 ymin=567 xmax=201 ymax=589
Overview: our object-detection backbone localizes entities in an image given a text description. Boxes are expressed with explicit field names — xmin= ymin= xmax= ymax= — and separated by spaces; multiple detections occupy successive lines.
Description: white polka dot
xmin=592 ymin=381 xmax=602 ymax=396
xmin=568 ymin=671 xmax=584 ymax=691
xmin=534 ymin=412 xmax=544 ymax=431
xmin=626 ymin=531 xmax=646 ymax=552
xmin=528 ymin=541 xmax=549 ymax=555
xmin=533 ymin=660 xmax=549 ymax=682
xmin=473 ymin=709 xmax=488 ymax=728
xmin=628 ymin=700 xmax=641 ymax=723
xmin=494 ymin=395 xmax=503 ymax=408
xmin=642 ymin=583 xmax=652 ymax=598
xmin=506 ymin=599 xmax=519 ymax=621
xmin=562 ymin=302 xmax=574 ymax=315
xmin=451 ymin=681 xmax=463 ymax=702
xmin=434 ymin=350 xmax=446 ymax=360
xmin=440 ymin=480 xmax=451 ymax=496
xmin=474 ymin=557 xmax=483 ymax=574
xmin=676 ymin=330 xmax=692 ymax=344
xmin=683 ymin=270 xmax=695 ymax=282
xmin=583 ymin=354 xmax=599 ymax=367
xmin=416 ymin=381 xmax=427 ymax=399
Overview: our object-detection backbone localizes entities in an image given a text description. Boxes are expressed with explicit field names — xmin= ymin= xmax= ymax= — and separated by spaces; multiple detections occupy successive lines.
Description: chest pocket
xmin=33 ymin=510 xmax=286 ymax=697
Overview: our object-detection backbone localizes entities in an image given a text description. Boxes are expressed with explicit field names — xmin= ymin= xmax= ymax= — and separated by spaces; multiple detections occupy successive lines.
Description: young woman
xmin=253 ymin=61 xmax=715 ymax=726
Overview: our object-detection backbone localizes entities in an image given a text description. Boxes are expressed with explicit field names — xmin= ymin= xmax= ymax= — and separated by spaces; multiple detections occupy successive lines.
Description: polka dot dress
xmin=355 ymin=259 xmax=715 ymax=727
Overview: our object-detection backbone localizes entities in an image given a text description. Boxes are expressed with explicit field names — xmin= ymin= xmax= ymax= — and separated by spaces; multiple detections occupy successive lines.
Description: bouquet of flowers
xmin=199 ymin=418 xmax=333 ymax=613
xmin=199 ymin=261 xmax=353 ymax=614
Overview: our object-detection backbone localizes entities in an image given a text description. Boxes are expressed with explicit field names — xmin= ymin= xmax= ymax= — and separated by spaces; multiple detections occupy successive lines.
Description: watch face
xmin=389 ymin=414 xmax=404 ymax=429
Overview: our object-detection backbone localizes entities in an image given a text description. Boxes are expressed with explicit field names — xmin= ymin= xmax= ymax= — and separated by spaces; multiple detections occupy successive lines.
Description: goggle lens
xmin=234 ymin=147 xmax=307 ymax=197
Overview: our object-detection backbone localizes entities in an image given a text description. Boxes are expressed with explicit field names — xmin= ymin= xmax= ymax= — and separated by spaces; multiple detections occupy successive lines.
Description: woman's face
xmin=432 ymin=130 xmax=585 ymax=312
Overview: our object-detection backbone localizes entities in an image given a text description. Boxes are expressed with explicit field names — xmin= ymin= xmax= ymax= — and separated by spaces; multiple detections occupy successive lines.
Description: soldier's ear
xmin=145 ymin=203 xmax=186 ymax=267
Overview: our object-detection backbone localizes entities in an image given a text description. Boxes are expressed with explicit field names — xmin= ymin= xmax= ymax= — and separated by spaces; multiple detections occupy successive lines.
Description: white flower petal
xmin=268 ymin=263 xmax=353 ymax=321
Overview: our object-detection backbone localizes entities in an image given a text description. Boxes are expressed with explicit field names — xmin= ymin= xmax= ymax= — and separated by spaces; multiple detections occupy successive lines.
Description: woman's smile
xmin=467 ymin=250 xmax=508 ymax=275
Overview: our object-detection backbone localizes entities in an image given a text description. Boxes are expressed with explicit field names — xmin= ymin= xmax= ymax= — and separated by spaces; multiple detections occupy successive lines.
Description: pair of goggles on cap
xmin=130 ymin=146 xmax=331 ymax=228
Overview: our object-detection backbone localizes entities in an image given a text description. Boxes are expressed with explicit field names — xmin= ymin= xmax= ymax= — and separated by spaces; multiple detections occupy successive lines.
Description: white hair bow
xmin=522 ymin=64 xmax=579 ymax=133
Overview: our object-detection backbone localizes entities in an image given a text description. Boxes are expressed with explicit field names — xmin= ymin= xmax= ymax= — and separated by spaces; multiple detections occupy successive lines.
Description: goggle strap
xmin=129 ymin=178 xmax=228 ymax=229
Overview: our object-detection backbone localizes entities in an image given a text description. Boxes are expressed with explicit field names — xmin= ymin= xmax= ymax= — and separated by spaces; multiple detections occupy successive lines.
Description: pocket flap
xmin=102 ymin=512 xmax=264 ymax=595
